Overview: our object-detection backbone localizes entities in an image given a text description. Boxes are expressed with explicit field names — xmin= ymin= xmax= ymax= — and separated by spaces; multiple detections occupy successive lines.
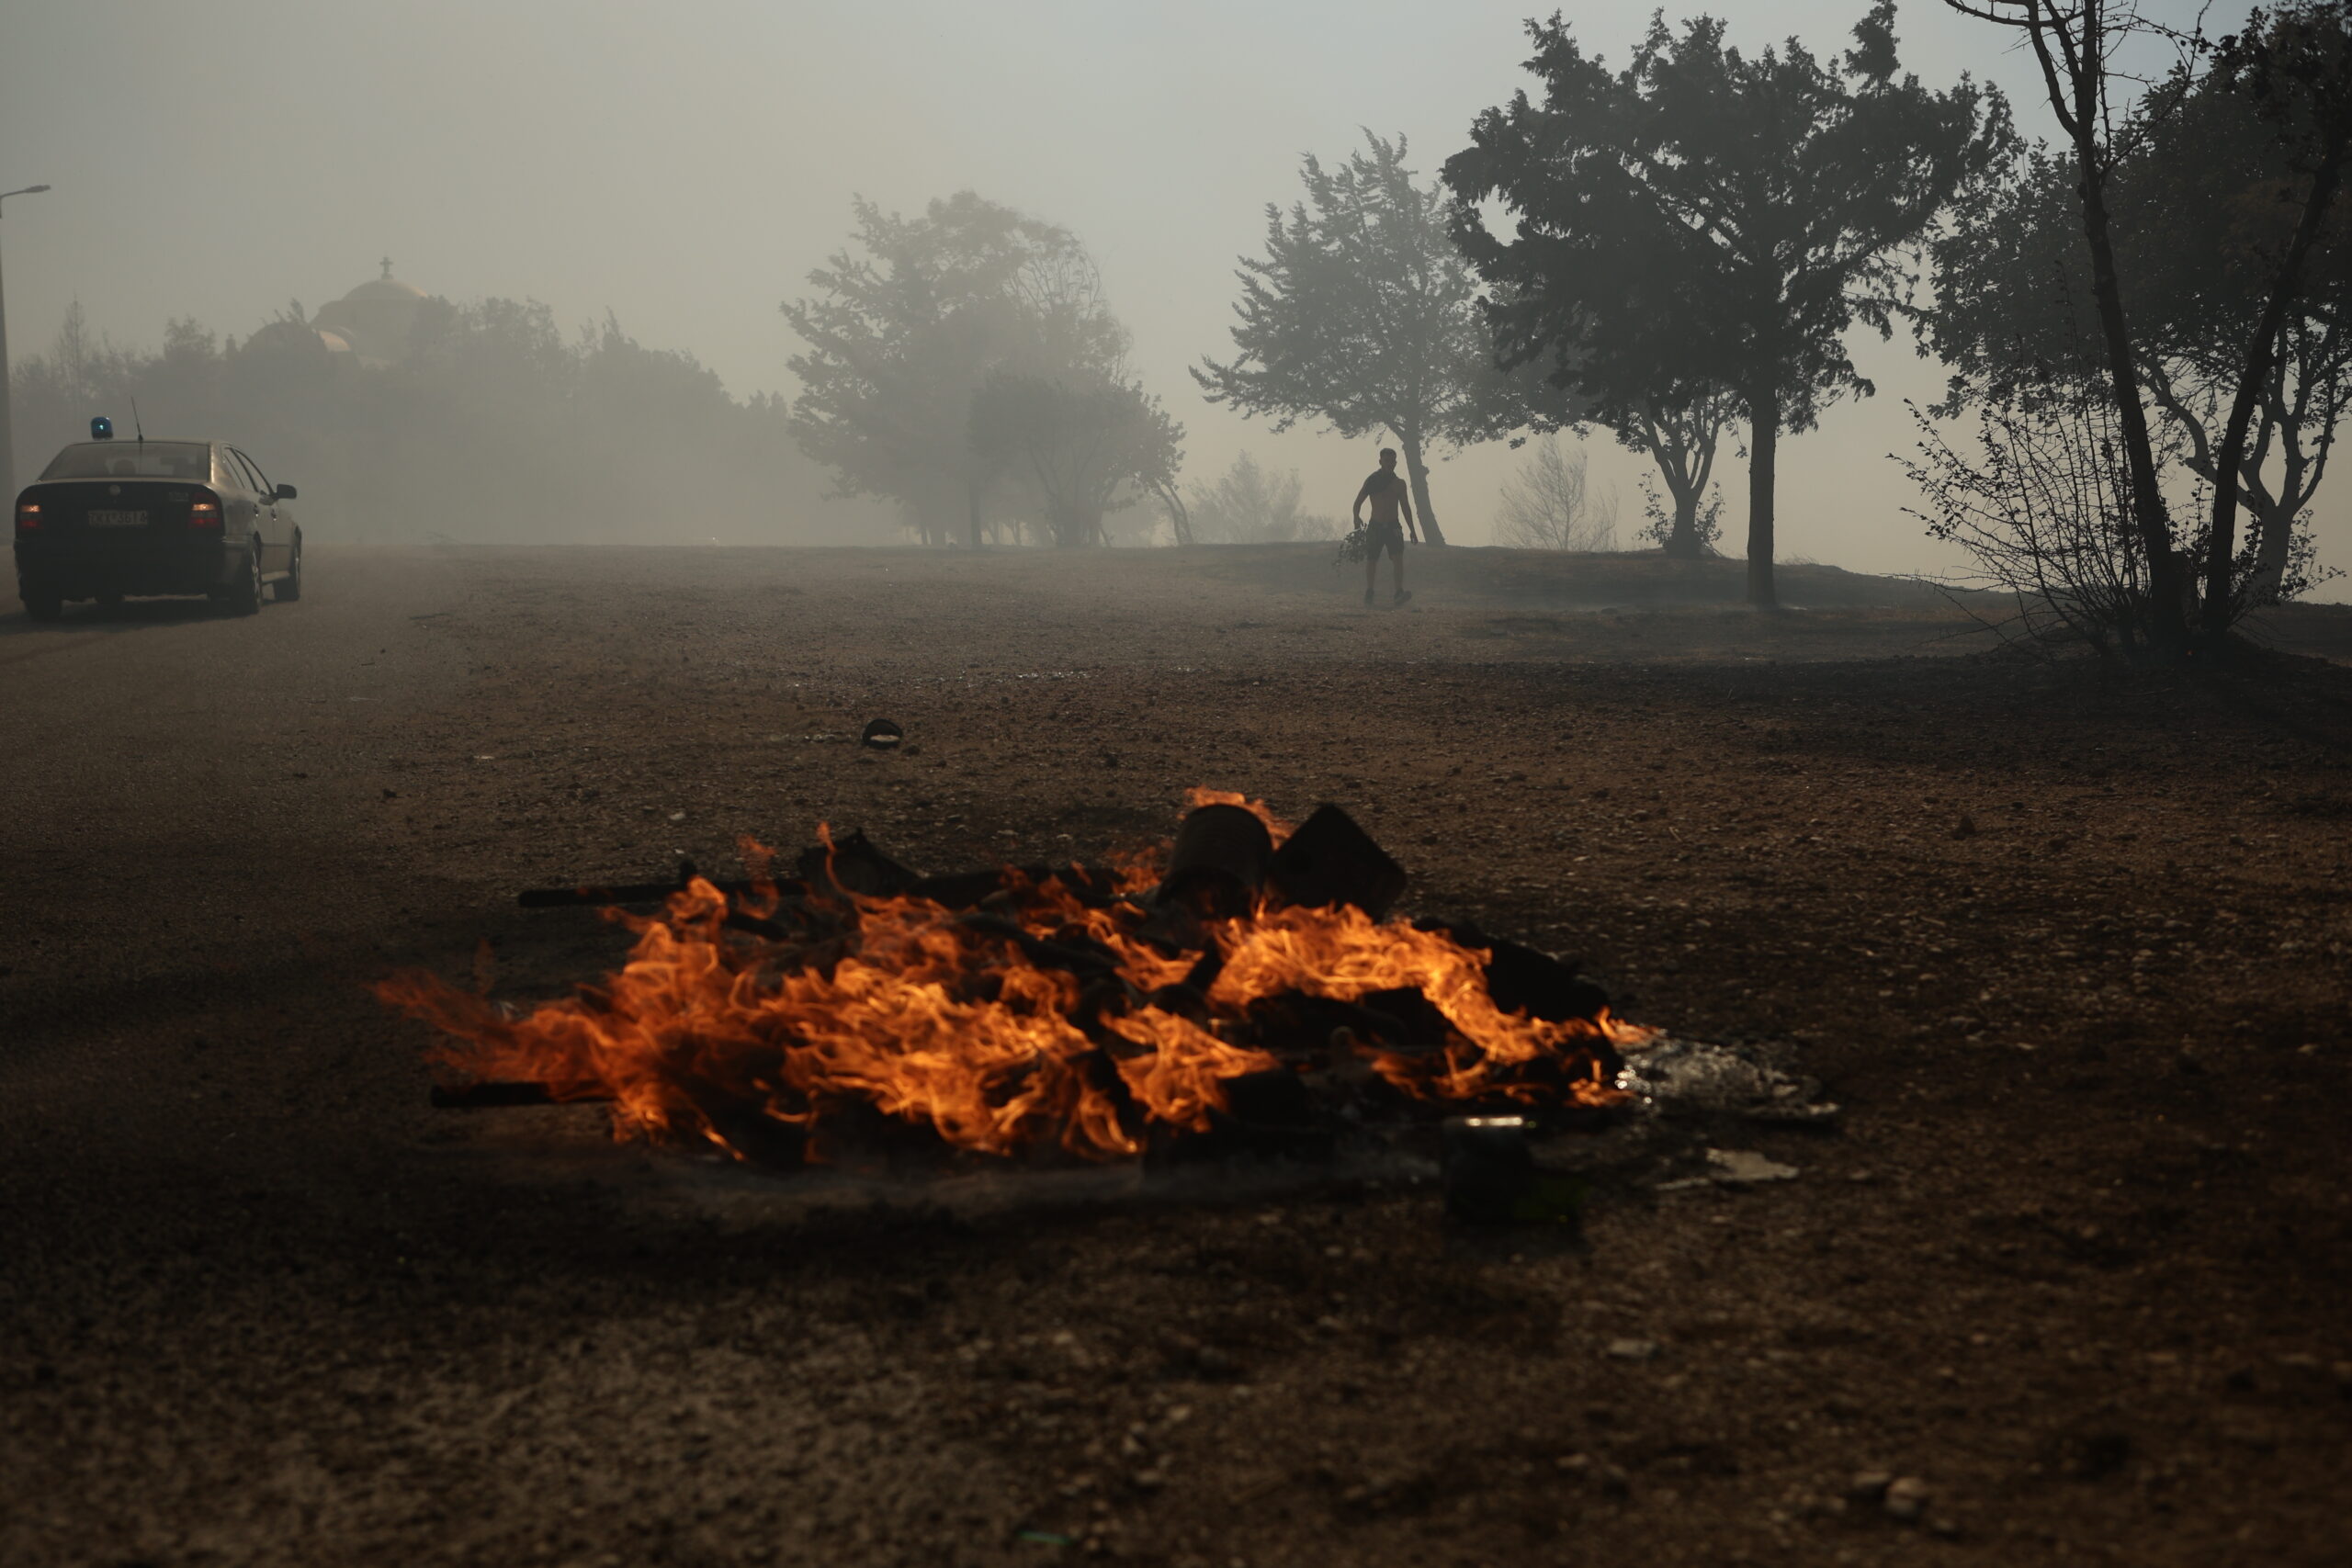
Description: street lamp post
xmin=0 ymin=184 xmax=54 ymax=507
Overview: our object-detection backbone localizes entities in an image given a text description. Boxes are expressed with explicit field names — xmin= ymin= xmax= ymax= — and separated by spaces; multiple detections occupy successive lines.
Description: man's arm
xmin=1351 ymin=479 xmax=1372 ymax=525
xmin=1400 ymin=489 xmax=1418 ymax=541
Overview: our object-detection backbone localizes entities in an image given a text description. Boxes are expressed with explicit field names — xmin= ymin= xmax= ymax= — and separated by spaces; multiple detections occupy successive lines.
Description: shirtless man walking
xmin=1352 ymin=447 xmax=1419 ymax=607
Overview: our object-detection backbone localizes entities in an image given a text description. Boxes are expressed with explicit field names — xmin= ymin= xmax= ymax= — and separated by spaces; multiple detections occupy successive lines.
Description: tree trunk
xmin=2052 ymin=76 xmax=2185 ymax=657
xmin=967 ymin=483 xmax=985 ymax=550
xmin=1154 ymin=481 xmax=1194 ymax=547
xmin=1634 ymin=399 xmax=1717 ymax=559
xmin=1745 ymin=395 xmax=1779 ymax=609
xmin=1668 ymin=491 xmax=1702 ymax=558
xmin=2200 ymin=153 xmax=2345 ymax=644
xmin=1398 ymin=431 xmax=1446 ymax=547
xmin=2247 ymin=496 xmax=2297 ymax=602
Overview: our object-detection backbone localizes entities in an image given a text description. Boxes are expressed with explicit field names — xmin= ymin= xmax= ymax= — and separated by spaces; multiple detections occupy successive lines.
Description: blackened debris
xmin=1158 ymin=804 xmax=1272 ymax=918
xmin=1270 ymin=804 xmax=1407 ymax=918
xmin=798 ymin=829 xmax=921 ymax=897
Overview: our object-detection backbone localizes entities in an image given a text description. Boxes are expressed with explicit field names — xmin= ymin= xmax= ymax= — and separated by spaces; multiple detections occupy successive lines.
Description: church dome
xmin=311 ymin=258 xmax=426 ymax=367
xmin=338 ymin=275 xmax=426 ymax=303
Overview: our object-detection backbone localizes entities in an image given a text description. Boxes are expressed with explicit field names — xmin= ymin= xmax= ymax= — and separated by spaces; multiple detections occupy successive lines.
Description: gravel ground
xmin=4 ymin=542 xmax=2349 ymax=1568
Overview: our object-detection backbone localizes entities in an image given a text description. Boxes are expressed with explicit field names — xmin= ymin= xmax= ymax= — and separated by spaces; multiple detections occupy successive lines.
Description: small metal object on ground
xmin=1442 ymin=1115 xmax=1534 ymax=1223
xmin=861 ymin=717 xmax=904 ymax=750
xmin=1442 ymin=1115 xmax=1586 ymax=1226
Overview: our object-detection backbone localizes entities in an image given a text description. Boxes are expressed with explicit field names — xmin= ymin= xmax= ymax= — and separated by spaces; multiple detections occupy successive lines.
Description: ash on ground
xmin=1614 ymin=1034 xmax=1838 ymax=1126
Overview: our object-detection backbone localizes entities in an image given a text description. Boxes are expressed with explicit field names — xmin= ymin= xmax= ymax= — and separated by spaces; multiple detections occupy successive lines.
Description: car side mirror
xmin=274 ymin=483 xmax=297 ymax=501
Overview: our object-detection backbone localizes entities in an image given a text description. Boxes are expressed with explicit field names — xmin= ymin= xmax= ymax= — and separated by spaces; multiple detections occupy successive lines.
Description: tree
xmin=783 ymin=193 xmax=1127 ymax=547
xmin=1446 ymin=5 xmax=2011 ymax=605
xmin=1467 ymin=303 xmax=1736 ymax=558
xmin=1193 ymin=133 xmax=1489 ymax=545
xmin=1930 ymin=37 xmax=2352 ymax=618
xmin=2192 ymin=3 xmax=2352 ymax=637
xmin=1939 ymin=0 xmax=2202 ymax=655
xmin=1622 ymin=389 xmax=1738 ymax=557
xmin=967 ymin=370 xmax=1184 ymax=547
xmin=1939 ymin=1 xmax=2352 ymax=652
xmin=1185 ymin=452 xmax=1339 ymax=544
xmin=1494 ymin=435 xmax=1618 ymax=550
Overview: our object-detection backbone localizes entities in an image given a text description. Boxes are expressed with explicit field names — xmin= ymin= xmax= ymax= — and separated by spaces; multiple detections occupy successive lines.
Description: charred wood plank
xmin=1418 ymin=919 xmax=1615 ymax=1053
xmin=797 ymin=829 xmax=921 ymax=897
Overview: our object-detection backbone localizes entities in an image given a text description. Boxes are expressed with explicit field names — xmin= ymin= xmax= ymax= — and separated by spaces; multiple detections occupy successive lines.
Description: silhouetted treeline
xmin=7 ymin=299 xmax=882 ymax=544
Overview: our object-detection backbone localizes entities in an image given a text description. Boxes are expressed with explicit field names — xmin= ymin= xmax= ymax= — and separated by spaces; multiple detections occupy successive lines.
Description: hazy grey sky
xmin=9 ymin=0 xmax=2326 ymax=580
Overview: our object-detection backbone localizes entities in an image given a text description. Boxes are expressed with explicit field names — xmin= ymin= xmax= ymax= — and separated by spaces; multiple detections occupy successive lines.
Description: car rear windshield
xmin=39 ymin=443 xmax=215 ymax=481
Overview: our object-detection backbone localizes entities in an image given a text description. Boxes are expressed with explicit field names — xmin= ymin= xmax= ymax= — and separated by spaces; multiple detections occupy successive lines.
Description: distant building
xmin=309 ymin=258 xmax=427 ymax=368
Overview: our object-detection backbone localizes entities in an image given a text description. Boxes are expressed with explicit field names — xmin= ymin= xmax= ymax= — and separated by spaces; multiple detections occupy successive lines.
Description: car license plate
xmin=86 ymin=510 xmax=148 ymax=527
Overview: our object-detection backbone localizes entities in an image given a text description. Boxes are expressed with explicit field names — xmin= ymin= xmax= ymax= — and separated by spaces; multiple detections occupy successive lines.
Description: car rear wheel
xmin=22 ymin=582 xmax=62 ymax=621
xmin=275 ymin=533 xmax=302 ymax=602
xmin=225 ymin=548 xmax=263 ymax=616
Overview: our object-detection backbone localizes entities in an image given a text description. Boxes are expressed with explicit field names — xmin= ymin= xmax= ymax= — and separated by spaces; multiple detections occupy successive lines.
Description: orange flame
xmin=376 ymin=800 xmax=1646 ymax=1168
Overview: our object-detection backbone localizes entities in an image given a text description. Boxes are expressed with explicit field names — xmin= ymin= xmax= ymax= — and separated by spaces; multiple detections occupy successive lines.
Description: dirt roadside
xmin=3 ymin=544 xmax=2348 ymax=1568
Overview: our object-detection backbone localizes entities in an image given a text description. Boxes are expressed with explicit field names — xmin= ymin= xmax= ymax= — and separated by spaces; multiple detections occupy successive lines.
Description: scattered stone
xmin=1707 ymin=1148 xmax=1799 ymax=1185
xmin=1605 ymin=1337 xmax=1660 ymax=1361
xmin=1883 ymin=1476 xmax=1931 ymax=1523
xmin=1847 ymin=1471 xmax=1894 ymax=1504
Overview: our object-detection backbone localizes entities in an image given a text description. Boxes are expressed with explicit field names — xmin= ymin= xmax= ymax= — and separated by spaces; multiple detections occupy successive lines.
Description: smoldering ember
xmin=11 ymin=4 xmax=2352 ymax=1567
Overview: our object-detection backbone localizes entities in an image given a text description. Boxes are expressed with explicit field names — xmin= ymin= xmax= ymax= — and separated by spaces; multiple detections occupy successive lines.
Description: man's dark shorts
xmin=1368 ymin=519 xmax=1407 ymax=558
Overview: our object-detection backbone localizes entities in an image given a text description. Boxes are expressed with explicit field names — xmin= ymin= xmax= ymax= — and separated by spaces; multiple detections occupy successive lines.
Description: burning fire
xmin=376 ymin=797 xmax=1650 ymax=1167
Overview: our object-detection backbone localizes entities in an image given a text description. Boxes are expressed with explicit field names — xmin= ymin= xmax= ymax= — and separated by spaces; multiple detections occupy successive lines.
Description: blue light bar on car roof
xmin=89 ymin=416 xmax=112 ymax=440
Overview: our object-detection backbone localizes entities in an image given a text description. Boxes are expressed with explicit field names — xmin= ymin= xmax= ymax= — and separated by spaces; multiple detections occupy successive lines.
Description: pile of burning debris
xmin=377 ymin=792 xmax=1665 ymax=1179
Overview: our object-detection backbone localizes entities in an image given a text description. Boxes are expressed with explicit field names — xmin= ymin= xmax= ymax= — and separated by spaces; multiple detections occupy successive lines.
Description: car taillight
xmin=13 ymin=501 xmax=38 ymax=533
xmin=187 ymin=491 xmax=222 ymax=529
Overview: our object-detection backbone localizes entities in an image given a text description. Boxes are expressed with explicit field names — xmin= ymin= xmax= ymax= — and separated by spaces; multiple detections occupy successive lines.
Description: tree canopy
xmin=1446 ymin=4 xmax=2010 ymax=604
xmin=784 ymin=192 xmax=1136 ymax=546
xmin=1193 ymin=133 xmax=1489 ymax=545
xmin=1936 ymin=0 xmax=2352 ymax=653
xmin=967 ymin=370 xmax=1183 ymax=547
xmin=1930 ymin=20 xmax=2352 ymax=610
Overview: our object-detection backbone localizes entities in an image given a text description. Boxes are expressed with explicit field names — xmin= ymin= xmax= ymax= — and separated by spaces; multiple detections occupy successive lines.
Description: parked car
xmin=12 ymin=428 xmax=301 ymax=619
